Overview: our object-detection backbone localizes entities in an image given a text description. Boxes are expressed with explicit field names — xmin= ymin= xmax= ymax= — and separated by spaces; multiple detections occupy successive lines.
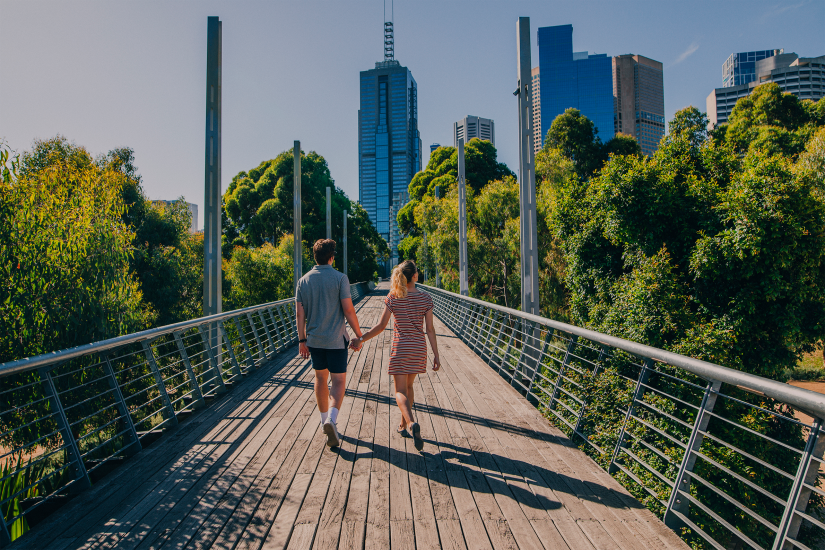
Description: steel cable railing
xmin=420 ymin=284 xmax=825 ymax=550
xmin=0 ymin=281 xmax=374 ymax=546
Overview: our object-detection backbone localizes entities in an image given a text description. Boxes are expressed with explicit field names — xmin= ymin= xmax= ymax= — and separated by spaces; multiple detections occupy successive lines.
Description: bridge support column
xmin=343 ymin=210 xmax=348 ymax=276
xmin=457 ymin=138 xmax=468 ymax=296
xmin=294 ymin=141 xmax=302 ymax=294
xmin=516 ymin=17 xmax=539 ymax=317
xmin=204 ymin=16 xmax=222 ymax=370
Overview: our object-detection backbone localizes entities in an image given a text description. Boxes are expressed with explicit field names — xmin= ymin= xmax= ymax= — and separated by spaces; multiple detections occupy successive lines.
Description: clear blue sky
xmin=2 ymin=0 xmax=823 ymax=230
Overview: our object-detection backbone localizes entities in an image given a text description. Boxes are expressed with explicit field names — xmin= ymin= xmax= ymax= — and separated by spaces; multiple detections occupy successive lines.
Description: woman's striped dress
xmin=385 ymin=290 xmax=434 ymax=375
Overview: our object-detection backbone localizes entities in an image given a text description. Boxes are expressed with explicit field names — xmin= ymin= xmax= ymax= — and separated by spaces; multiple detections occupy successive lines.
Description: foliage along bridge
xmin=0 ymin=283 xmax=823 ymax=550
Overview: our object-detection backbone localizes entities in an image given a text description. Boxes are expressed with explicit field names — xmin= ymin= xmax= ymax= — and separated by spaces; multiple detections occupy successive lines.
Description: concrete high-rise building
xmin=538 ymin=24 xmax=614 ymax=148
xmin=612 ymin=54 xmax=665 ymax=156
xmin=531 ymin=66 xmax=542 ymax=154
xmin=707 ymin=52 xmax=825 ymax=127
xmin=723 ymin=50 xmax=781 ymax=88
xmin=155 ymin=200 xmax=198 ymax=233
xmin=453 ymin=116 xmax=495 ymax=148
xmin=358 ymin=22 xmax=421 ymax=273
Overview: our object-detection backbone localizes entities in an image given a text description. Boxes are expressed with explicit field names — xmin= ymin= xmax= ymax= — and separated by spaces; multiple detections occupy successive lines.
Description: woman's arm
xmin=351 ymin=305 xmax=392 ymax=349
xmin=424 ymin=310 xmax=441 ymax=370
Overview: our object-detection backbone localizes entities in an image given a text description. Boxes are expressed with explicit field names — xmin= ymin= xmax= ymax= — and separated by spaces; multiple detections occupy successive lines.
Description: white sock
xmin=329 ymin=407 xmax=339 ymax=423
xmin=320 ymin=411 xmax=328 ymax=424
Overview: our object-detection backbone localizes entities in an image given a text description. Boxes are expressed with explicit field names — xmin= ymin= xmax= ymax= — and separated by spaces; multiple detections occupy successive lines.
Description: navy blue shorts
xmin=308 ymin=338 xmax=349 ymax=374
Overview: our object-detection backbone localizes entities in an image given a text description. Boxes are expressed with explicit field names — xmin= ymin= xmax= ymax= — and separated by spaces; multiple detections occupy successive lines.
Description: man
xmin=296 ymin=239 xmax=364 ymax=448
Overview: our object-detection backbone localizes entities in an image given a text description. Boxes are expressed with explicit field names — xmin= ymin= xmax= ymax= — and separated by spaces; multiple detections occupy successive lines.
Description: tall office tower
xmin=430 ymin=143 xmax=441 ymax=153
xmin=453 ymin=116 xmax=495 ymax=147
xmin=707 ymin=52 xmax=825 ymax=127
xmin=612 ymin=54 xmax=665 ymax=156
xmin=531 ymin=66 xmax=542 ymax=154
xmin=723 ymin=50 xmax=781 ymax=87
xmin=538 ymin=24 xmax=614 ymax=148
xmin=359 ymin=21 xmax=421 ymax=274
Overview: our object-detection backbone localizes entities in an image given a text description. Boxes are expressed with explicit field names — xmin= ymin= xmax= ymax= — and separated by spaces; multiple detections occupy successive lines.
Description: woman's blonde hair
xmin=390 ymin=260 xmax=418 ymax=298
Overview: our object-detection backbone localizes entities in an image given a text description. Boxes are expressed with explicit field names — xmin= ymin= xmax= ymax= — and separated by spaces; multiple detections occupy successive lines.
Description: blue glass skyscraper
xmin=537 ymin=24 xmax=614 ymax=146
xmin=722 ymin=50 xmax=780 ymax=87
xmin=358 ymin=58 xmax=421 ymax=270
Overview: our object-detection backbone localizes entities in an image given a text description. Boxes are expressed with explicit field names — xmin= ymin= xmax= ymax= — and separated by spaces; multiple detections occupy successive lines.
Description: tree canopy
xmin=223 ymin=149 xmax=387 ymax=283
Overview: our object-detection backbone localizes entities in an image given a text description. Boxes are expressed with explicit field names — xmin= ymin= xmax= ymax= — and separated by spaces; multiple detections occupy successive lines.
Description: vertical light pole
xmin=516 ymin=17 xmax=539 ymax=316
xmin=293 ymin=141 xmax=301 ymax=293
xmin=435 ymin=185 xmax=441 ymax=289
xmin=457 ymin=138 xmax=469 ymax=296
xmin=326 ymin=186 xmax=332 ymax=239
xmin=204 ymin=16 xmax=222 ymax=356
xmin=343 ymin=209 xmax=348 ymax=276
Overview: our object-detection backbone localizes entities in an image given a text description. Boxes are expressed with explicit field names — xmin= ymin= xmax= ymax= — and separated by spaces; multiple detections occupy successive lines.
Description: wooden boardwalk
xmin=16 ymin=286 xmax=688 ymax=550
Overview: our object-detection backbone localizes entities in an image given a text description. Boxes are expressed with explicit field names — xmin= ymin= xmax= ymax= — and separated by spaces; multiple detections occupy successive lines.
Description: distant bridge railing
xmin=421 ymin=284 xmax=825 ymax=550
xmin=0 ymin=281 xmax=374 ymax=546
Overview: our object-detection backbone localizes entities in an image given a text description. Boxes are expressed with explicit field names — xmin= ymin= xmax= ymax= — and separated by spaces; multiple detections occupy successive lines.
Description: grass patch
xmin=782 ymin=351 xmax=825 ymax=382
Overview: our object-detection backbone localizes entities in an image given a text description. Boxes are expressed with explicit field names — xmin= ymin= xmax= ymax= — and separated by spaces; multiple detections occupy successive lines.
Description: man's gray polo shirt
xmin=295 ymin=265 xmax=351 ymax=349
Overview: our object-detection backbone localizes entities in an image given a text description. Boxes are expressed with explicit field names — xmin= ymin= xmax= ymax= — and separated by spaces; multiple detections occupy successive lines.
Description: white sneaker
xmin=323 ymin=418 xmax=341 ymax=448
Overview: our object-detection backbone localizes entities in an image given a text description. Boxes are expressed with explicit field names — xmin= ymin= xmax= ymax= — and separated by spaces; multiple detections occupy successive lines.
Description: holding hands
xmin=349 ymin=337 xmax=363 ymax=351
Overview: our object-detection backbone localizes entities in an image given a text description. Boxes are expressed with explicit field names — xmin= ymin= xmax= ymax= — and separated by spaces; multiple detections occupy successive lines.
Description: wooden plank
xmin=436 ymin=315 xmax=688 ymax=550
xmin=18 ymin=350 xmax=304 ymax=550
xmin=365 ymin=318 xmax=392 ymax=550
xmin=86 ymin=356 xmax=313 ymax=550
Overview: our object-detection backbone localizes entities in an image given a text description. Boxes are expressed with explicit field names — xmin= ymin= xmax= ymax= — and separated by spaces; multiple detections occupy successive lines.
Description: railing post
xmin=549 ymin=335 xmax=578 ymax=411
xmin=773 ymin=417 xmax=825 ymax=550
xmin=246 ymin=311 xmax=264 ymax=361
xmin=460 ymin=302 xmax=474 ymax=342
xmin=527 ymin=328 xmax=552 ymax=395
xmin=664 ymin=378 xmax=721 ymax=529
xmin=102 ymin=354 xmax=143 ymax=453
xmin=488 ymin=311 xmax=505 ymax=369
xmin=480 ymin=309 xmax=496 ymax=360
xmin=38 ymin=367 xmax=91 ymax=492
xmin=513 ymin=320 xmax=533 ymax=391
xmin=257 ymin=310 xmax=276 ymax=356
xmin=0 ymin=505 xmax=11 ymax=545
xmin=197 ymin=324 xmax=228 ymax=394
xmin=141 ymin=341 xmax=179 ymax=427
xmin=500 ymin=316 xmax=517 ymax=375
xmin=172 ymin=331 xmax=206 ymax=409
xmin=277 ymin=305 xmax=294 ymax=344
xmin=216 ymin=321 xmax=243 ymax=378
xmin=573 ymin=345 xmax=608 ymax=436
xmin=268 ymin=307 xmax=286 ymax=351
xmin=469 ymin=306 xmax=483 ymax=350
xmin=609 ymin=358 xmax=652 ymax=474
xmin=233 ymin=316 xmax=256 ymax=371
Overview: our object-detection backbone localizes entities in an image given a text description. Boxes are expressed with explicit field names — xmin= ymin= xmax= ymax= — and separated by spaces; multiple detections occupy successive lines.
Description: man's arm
xmin=296 ymin=301 xmax=310 ymax=359
xmin=341 ymin=298 xmax=363 ymax=345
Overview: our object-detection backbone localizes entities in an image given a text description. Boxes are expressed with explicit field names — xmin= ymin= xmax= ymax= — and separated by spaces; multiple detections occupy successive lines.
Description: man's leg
xmin=314 ymin=368 xmax=330 ymax=422
xmin=328 ymin=372 xmax=347 ymax=421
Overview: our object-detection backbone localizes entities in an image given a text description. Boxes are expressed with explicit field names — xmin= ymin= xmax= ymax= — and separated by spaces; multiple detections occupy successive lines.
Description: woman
xmin=350 ymin=260 xmax=441 ymax=451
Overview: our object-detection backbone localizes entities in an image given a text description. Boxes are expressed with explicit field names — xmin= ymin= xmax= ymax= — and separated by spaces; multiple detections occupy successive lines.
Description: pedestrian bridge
xmin=1 ymin=284 xmax=822 ymax=550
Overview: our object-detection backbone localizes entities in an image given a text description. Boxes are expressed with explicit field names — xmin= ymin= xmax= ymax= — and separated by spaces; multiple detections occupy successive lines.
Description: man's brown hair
xmin=313 ymin=239 xmax=336 ymax=265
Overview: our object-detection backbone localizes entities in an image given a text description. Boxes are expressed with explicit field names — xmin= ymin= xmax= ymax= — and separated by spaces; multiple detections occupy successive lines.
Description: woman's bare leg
xmin=394 ymin=374 xmax=416 ymax=430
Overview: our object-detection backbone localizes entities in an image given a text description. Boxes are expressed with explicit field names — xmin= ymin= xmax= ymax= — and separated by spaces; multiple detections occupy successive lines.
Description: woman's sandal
xmin=410 ymin=422 xmax=424 ymax=451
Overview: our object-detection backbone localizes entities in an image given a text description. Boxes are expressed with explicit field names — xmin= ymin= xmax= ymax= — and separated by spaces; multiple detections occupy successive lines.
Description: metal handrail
xmin=0 ymin=280 xmax=373 ymax=546
xmin=419 ymin=284 xmax=825 ymax=550
xmin=420 ymin=285 xmax=825 ymax=419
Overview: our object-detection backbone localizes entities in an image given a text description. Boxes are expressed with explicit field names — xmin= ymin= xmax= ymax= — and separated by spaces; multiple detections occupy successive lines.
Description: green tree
xmin=1 ymin=137 xmax=150 ymax=364
xmin=724 ymin=83 xmax=825 ymax=158
xmin=224 ymin=235 xmax=300 ymax=309
xmin=223 ymin=149 xmax=387 ymax=283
